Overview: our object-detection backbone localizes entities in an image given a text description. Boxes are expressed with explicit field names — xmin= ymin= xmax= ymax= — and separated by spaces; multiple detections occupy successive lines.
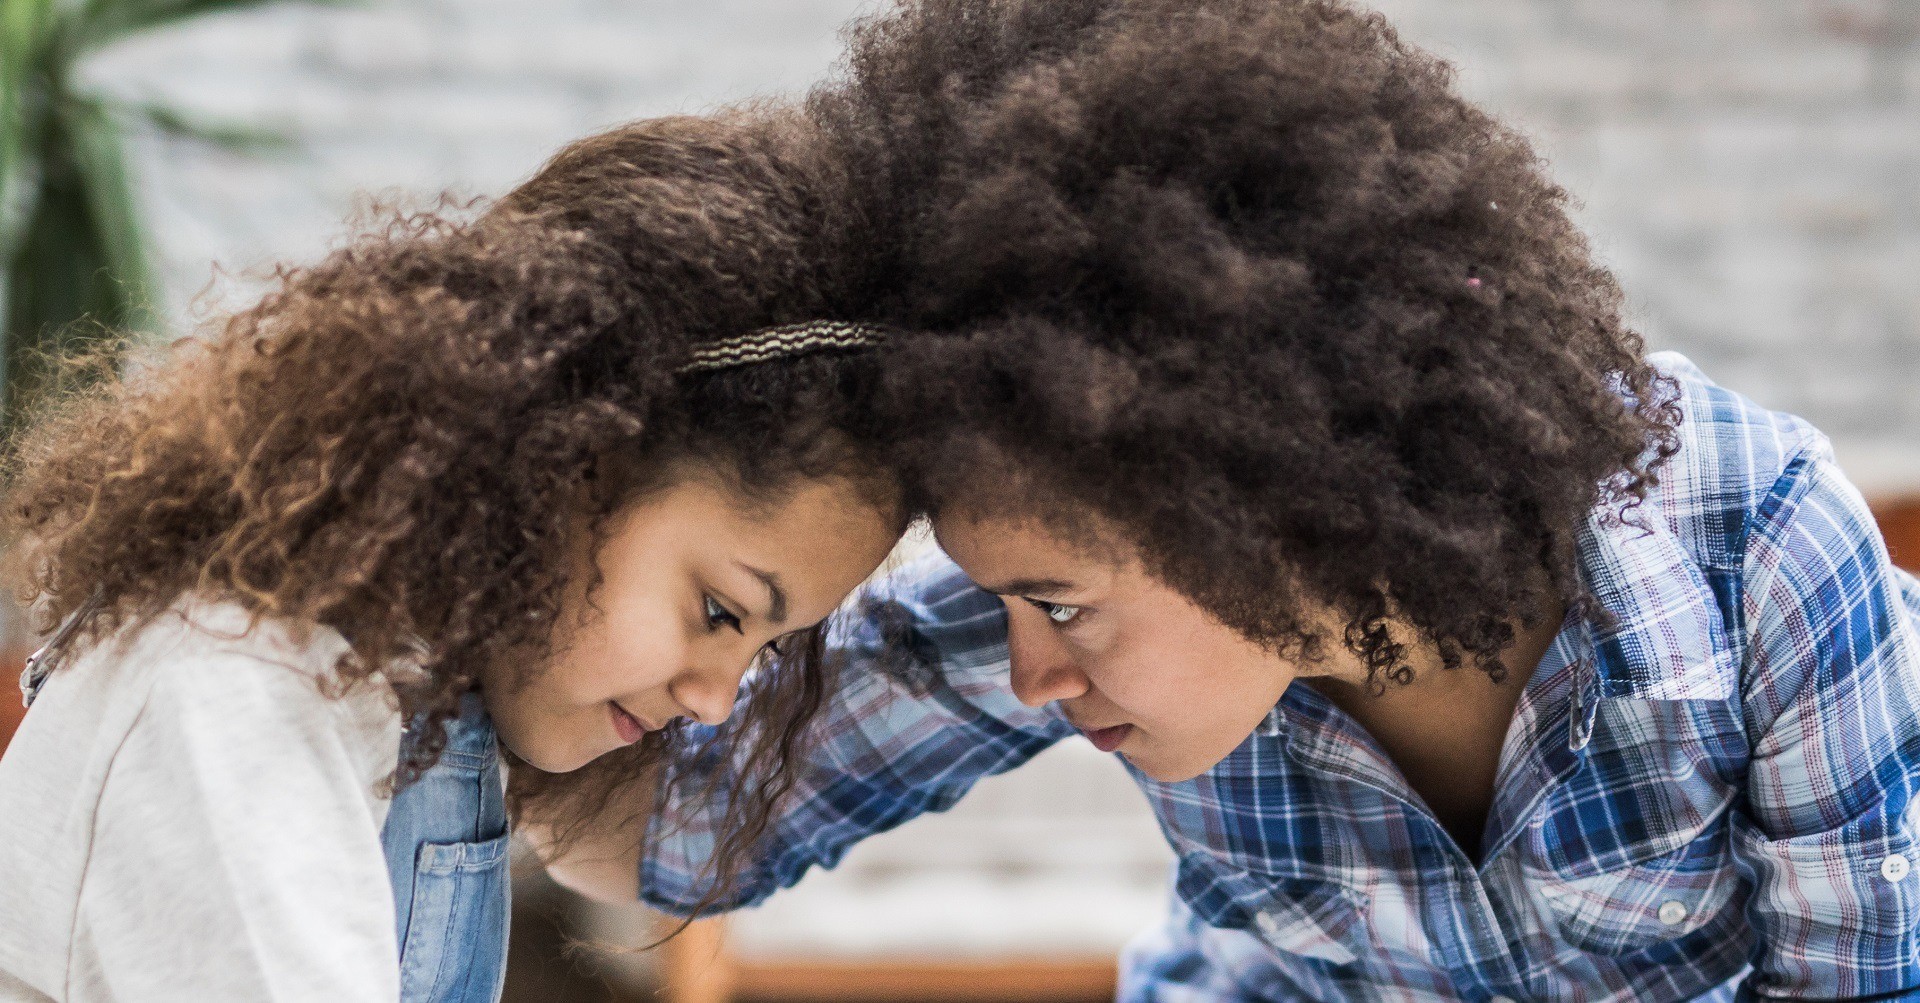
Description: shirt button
xmin=1882 ymin=853 xmax=1912 ymax=883
xmin=1657 ymin=900 xmax=1688 ymax=926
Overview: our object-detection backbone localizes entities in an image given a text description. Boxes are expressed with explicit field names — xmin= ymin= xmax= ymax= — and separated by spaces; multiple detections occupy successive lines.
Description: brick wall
xmin=87 ymin=0 xmax=871 ymax=326
xmin=88 ymin=0 xmax=1920 ymax=492
xmin=1372 ymin=0 xmax=1920 ymax=494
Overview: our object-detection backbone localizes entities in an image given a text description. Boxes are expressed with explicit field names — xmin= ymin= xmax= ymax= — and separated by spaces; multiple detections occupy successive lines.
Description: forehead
xmin=931 ymin=511 xmax=1123 ymax=594
xmin=636 ymin=476 xmax=898 ymax=606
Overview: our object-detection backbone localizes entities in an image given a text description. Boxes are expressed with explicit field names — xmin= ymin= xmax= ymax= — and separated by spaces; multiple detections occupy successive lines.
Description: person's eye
xmin=704 ymin=595 xmax=744 ymax=634
xmin=1022 ymin=597 xmax=1083 ymax=625
xmin=758 ymin=630 xmax=803 ymax=662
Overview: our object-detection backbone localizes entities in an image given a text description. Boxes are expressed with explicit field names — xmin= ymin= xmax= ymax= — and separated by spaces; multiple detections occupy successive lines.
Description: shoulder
xmin=1572 ymin=354 xmax=1858 ymax=699
xmin=0 ymin=598 xmax=403 ymax=985
xmin=1643 ymin=351 xmax=1828 ymax=505
xmin=96 ymin=598 xmax=401 ymax=782
xmin=1636 ymin=351 xmax=1832 ymax=567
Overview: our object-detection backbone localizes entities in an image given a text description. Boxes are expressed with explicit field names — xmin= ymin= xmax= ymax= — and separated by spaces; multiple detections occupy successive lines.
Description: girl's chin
xmin=1127 ymin=743 xmax=1220 ymax=785
xmin=499 ymin=732 xmax=596 ymax=774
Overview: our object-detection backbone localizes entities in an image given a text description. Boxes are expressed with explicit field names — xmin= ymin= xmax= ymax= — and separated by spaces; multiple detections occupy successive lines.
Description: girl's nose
xmin=669 ymin=661 xmax=749 ymax=726
xmin=1006 ymin=609 xmax=1091 ymax=708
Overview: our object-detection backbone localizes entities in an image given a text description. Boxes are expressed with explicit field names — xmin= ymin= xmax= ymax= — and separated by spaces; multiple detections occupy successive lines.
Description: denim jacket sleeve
xmin=381 ymin=692 xmax=512 ymax=1003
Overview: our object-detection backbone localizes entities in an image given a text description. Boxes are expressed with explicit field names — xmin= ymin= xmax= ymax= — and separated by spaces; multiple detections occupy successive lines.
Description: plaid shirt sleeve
xmin=1735 ymin=441 xmax=1920 ymax=1000
xmin=640 ymin=556 xmax=1072 ymax=914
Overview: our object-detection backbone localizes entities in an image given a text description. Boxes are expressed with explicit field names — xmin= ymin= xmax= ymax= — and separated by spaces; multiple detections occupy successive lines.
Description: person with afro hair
xmin=544 ymin=1 xmax=1920 ymax=998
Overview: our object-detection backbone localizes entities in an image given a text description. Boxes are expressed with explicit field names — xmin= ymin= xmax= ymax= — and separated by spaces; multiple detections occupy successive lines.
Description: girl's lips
xmin=1080 ymin=723 xmax=1133 ymax=753
xmin=609 ymin=702 xmax=650 ymax=744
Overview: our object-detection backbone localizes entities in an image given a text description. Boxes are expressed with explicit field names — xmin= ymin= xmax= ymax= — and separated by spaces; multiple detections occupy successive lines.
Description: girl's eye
xmin=704 ymin=595 xmax=744 ymax=634
xmin=1023 ymin=597 xmax=1083 ymax=625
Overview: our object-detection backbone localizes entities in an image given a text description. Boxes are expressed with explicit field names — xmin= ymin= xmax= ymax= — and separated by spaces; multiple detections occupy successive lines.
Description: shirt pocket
xmin=1175 ymin=852 xmax=1365 ymax=967
xmin=398 ymin=832 xmax=513 ymax=1003
xmin=1533 ymin=820 xmax=1738 ymax=956
xmin=1249 ymin=882 xmax=1366 ymax=966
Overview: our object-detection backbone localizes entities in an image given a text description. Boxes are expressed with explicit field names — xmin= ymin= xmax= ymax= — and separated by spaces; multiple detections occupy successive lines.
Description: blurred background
xmin=2 ymin=1 xmax=1916 ymax=1000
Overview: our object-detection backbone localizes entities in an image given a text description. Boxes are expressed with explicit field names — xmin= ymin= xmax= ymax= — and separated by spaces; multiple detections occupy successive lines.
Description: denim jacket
xmin=382 ymin=691 xmax=513 ymax=1003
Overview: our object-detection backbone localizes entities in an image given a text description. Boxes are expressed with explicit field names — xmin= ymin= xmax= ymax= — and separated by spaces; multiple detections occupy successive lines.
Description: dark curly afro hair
xmin=811 ymin=0 xmax=1682 ymax=686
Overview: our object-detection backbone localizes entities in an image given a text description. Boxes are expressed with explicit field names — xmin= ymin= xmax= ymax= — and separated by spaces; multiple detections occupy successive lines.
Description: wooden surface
xmin=657 ymin=918 xmax=1116 ymax=1003
xmin=1872 ymin=497 xmax=1920 ymax=574
xmin=732 ymin=957 xmax=1116 ymax=1002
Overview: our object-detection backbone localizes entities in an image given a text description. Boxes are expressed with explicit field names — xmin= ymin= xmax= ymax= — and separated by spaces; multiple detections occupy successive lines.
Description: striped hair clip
xmin=678 ymin=320 xmax=892 ymax=375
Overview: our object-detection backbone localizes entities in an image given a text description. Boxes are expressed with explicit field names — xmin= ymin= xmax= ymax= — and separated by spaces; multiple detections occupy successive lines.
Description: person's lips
xmin=1078 ymin=723 xmax=1134 ymax=753
xmin=609 ymin=702 xmax=659 ymax=745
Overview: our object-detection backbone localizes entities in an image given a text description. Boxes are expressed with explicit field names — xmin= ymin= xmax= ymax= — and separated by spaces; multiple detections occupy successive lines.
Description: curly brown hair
xmin=2 ymin=106 xmax=903 ymax=903
xmin=811 ymin=0 xmax=1682 ymax=685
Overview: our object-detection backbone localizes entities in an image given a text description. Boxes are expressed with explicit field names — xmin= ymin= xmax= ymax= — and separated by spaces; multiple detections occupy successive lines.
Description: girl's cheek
xmin=1069 ymin=634 xmax=1130 ymax=700
xmin=545 ymin=637 xmax=639 ymax=712
xmin=1066 ymin=618 xmax=1121 ymax=668
xmin=601 ymin=631 xmax=687 ymax=696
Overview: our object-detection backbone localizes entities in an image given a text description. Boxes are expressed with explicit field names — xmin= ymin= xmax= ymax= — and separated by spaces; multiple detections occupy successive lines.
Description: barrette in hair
xmin=678 ymin=320 xmax=893 ymax=375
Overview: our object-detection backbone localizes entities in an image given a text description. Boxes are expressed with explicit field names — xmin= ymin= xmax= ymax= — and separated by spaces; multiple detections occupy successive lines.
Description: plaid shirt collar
xmin=1577 ymin=502 xmax=1738 ymax=703
xmin=1257 ymin=499 xmax=1739 ymax=758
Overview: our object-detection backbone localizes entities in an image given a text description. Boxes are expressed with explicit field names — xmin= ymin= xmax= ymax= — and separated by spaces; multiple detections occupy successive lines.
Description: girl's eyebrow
xmin=736 ymin=562 xmax=789 ymax=624
xmin=978 ymin=576 xmax=1078 ymax=598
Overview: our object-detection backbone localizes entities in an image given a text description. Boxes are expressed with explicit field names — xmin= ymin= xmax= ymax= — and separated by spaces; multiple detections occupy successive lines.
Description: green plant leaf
xmin=0 ymin=0 xmax=59 ymax=322
xmin=0 ymin=93 xmax=35 ymax=262
xmin=2 ymin=112 xmax=133 ymax=424
xmin=7 ymin=0 xmax=344 ymax=421
xmin=132 ymin=100 xmax=291 ymax=152
xmin=1 ymin=0 xmax=57 ymax=64
xmin=59 ymin=95 xmax=153 ymax=330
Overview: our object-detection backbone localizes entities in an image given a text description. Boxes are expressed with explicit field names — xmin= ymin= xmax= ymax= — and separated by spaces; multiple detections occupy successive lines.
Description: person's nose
xmin=1006 ymin=607 xmax=1091 ymax=708
xmin=668 ymin=657 xmax=751 ymax=727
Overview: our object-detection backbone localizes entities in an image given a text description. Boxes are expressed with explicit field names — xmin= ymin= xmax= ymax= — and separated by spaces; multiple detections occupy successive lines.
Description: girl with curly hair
xmin=0 ymin=108 xmax=906 ymax=1002
xmin=552 ymin=1 xmax=1920 ymax=999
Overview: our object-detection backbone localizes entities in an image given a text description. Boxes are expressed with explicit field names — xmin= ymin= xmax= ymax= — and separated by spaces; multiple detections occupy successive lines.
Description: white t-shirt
xmin=0 ymin=600 xmax=404 ymax=1001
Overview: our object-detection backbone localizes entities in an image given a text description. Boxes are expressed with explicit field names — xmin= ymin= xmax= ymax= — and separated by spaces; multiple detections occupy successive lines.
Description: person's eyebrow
xmin=975 ymin=576 xmax=1078 ymax=598
xmin=737 ymin=562 xmax=788 ymax=624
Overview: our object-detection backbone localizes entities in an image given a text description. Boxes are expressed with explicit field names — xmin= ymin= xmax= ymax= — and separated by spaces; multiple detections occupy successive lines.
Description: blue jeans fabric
xmin=382 ymin=691 xmax=512 ymax=1003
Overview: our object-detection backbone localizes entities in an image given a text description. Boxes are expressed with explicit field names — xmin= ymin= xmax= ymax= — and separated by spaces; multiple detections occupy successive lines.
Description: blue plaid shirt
xmin=643 ymin=353 xmax=1920 ymax=1002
